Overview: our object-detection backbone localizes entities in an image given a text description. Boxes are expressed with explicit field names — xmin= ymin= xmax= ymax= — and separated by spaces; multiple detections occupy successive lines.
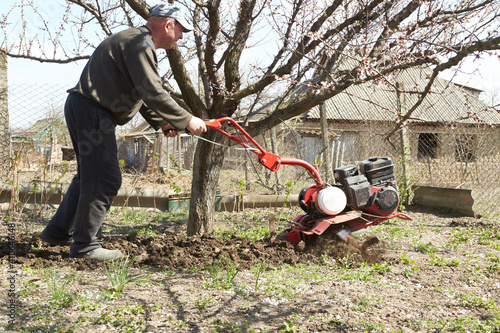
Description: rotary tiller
xmin=204 ymin=117 xmax=411 ymax=244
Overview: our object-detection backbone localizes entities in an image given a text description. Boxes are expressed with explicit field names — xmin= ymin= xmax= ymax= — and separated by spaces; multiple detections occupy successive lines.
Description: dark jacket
xmin=68 ymin=26 xmax=192 ymax=131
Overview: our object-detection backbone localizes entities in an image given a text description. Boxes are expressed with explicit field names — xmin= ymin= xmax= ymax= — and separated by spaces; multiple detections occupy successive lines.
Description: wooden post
xmin=396 ymin=81 xmax=410 ymax=195
xmin=320 ymin=103 xmax=333 ymax=183
xmin=268 ymin=214 xmax=276 ymax=244
xmin=177 ymin=134 xmax=182 ymax=169
xmin=270 ymin=125 xmax=281 ymax=186
xmin=0 ymin=53 xmax=9 ymax=181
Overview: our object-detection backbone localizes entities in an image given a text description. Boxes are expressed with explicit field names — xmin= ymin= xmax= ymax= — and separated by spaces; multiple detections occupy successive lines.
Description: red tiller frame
xmin=204 ymin=117 xmax=324 ymax=185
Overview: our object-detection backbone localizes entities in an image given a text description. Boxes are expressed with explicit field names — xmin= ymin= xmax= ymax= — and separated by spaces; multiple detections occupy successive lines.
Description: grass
xmin=280 ymin=313 xmax=307 ymax=333
xmin=398 ymin=252 xmax=416 ymax=264
xmin=4 ymin=206 xmax=500 ymax=332
xmin=194 ymin=297 xmax=214 ymax=310
xmin=453 ymin=291 xmax=497 ymax=309
xmin=93 ymin=304 xmax=147 ymax=332
xmin=407 ymin=314 xmax=500 ymax=332
xmin=42 ymin=268 xmax=77 ymax=308
xmin=104 ymin=254 xmax=148 ymax=293
xmin=402 ymin=266 xmax=420 ymax=278
xmin=415 ymin=241 xmax=439 ymax=254
xmin=251 ymin=259 xmax=268 ymax=292
xmin=214 ymin=225 xmax=272 ymax=241
xmin=426 ymin=253 xmax=459 ymax=266
xmin=132 ymin=225 xmax=161 ymax=237
xmin=203 ymin=255 xmax=242 ymax=290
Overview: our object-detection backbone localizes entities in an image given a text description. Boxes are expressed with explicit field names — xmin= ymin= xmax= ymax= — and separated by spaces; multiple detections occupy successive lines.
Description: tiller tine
xmin=284 ymin=211 xmax=412 ymax=245
xmin=284 ymin=212 xmax=360 ymax=244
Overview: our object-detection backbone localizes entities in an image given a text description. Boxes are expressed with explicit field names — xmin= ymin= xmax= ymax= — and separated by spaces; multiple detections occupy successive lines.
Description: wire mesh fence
xmin=1 ymin=81 xmax=499 ymax=221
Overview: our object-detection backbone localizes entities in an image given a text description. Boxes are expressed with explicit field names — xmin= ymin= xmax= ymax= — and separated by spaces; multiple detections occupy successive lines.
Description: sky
xmin=7 ymin=52 xmax=499 ymax=92
xmin=6 ymin=47 xmax=498 ymax=131
xmin=3 ymin=0 xmax=500 ymax=129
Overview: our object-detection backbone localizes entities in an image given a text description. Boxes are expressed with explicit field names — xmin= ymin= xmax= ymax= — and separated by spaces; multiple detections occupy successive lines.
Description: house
xmin=293 ymin=66 xmax=500 ymax=216
xmin=10 ymin=117 xmax=72 ymax=169
xmin=297 ymin=67 xmax=499 ymax=177
xmin=116 ymin=125 xmax=196 ymax=174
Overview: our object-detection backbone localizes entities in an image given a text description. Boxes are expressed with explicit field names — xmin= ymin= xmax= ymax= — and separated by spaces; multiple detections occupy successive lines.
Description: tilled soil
xmin=1 ymin=230 xmax=376 ymax=272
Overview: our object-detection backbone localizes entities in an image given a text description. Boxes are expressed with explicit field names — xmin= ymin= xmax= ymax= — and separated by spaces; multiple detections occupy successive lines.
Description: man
xmin=39 ymin=3 xmax=206 ymax=262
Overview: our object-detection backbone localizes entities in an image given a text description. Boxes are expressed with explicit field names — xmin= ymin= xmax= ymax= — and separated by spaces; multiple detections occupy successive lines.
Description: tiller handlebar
xmin=204 ymin=117 xmax=324 ymax=185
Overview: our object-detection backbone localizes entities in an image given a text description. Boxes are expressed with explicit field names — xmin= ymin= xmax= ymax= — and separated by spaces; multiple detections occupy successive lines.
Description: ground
xmin=0 ymin=205 xmax=499 ymax=332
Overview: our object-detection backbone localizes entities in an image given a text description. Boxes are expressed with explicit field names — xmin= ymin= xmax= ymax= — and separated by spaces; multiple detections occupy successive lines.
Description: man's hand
xmin=186 ymin=116 xmax=207 ymax=136
xmin=161 ymin=123 xmax=181 ymax=138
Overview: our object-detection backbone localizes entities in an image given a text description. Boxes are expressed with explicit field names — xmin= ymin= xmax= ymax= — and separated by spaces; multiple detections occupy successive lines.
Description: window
xmin=417 ymin=133 xmax=439 ymax=160
xmin=455 ymin=134 xmax=476 ymax=162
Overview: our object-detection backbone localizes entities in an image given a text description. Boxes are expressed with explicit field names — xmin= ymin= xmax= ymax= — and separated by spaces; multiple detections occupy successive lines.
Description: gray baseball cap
xmin=149 ymin=3 xmax=193 ymax=32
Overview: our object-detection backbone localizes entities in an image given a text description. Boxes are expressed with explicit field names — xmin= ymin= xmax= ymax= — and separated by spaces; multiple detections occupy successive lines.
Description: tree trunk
xmin=187 ymin=132 xmax=227 ymax=236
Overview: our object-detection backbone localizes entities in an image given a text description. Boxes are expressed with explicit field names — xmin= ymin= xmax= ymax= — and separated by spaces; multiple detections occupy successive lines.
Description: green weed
xmin=42 ymin=268 xmax=76 ymax=308
xmin=251 ymin=259 xmax=268 ymax=292
xmin=203 ymin=255 xmax=241 ymax=290
xmin=451 ymin=229 xmax=471 ymax=243
xmin=402 ymin=266 xmax=419 ymax=278
xmin=280 ymin=313 xmax=307 ymax=333
xmin=398 ymin=252 xmax=415 ymax=264
xmin=30 ymin=241 xmax=44 ymax=252
xmin=454 ymin=292 xmax=497 ymax=309
xmin=486 ymin=262 xmax=500 ymax=273
xmin=371 ymin=262 xmax=391 ymax=274
xmin=215 ymin=225 xmax=271 ymax=241
xmin=351 ymin=295 xmax=372 ymax=311
xmin=358 ymin=320 xmax=386 ymax=332
xmin=133 ymin=225 xmax=160 ymax=237
xmin=338 ymin=263 xmax=377 ymax=282
xmin=104 ymin=254 xmax=147 ymax=293
xmin=416 ymin=242 xmax=438 ymax=254
xmin=94 ymin=304 xmax=147 ymax=332
xmin=338 ymin=251 xmax=358 ymax=269
xmin=226 ymin=259 xmax=241 ymax=285
xmin=194 ymin=297 xmax=214 ymax=310
xmin=205 ymin=255 xmax=225 ymax=281
xmin=426 ymin=254 xmax=460 ymax=266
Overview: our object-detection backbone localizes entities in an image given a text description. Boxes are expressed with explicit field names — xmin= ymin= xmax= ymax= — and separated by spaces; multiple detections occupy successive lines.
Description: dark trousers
xmin=44 ymin=93 xmax=122 ymax=254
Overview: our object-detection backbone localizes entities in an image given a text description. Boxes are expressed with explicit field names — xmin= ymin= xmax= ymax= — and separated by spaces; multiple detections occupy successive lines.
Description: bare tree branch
xmin=0 ymin=49 xmax=90 ymax=63
xmin=123 ymin=0 xmax=149 ymax=20
xmin=67 ymin=0 xmax=112 ymax=36
xmin=385 ymin=34 xmax=500 ymax=139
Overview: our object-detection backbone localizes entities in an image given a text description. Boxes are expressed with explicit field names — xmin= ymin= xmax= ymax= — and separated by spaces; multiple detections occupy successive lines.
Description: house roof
xmin=11 ymin=118 xmax=69 ymax=141
xmin=304 ymin=66 xmax=500 ymax=125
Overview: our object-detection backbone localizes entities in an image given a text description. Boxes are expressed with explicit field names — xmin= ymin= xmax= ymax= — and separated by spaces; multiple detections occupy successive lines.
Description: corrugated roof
xmin=305 ymin=66 xmax=500 ymax=125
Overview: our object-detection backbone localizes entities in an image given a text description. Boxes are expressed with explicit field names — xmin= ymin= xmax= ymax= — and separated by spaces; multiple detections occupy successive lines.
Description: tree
xmin=481 ymin=87 xmax=500 ymax=109
xmin=2 ymin=0 xmax=500 ymax=235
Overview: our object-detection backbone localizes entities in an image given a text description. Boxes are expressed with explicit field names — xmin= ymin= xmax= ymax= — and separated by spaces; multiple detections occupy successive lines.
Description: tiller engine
xmin=204 ymin=117 xmax=411 ymax=244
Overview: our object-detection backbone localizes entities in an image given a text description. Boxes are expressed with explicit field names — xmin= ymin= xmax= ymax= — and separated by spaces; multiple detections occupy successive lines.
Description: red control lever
xmin=204 ymin=117 xmax=323 ymax=185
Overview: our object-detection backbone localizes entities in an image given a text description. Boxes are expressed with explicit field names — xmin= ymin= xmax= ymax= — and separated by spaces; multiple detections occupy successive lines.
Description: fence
xmin=1 ymin=82 xmax=499 ymax=221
